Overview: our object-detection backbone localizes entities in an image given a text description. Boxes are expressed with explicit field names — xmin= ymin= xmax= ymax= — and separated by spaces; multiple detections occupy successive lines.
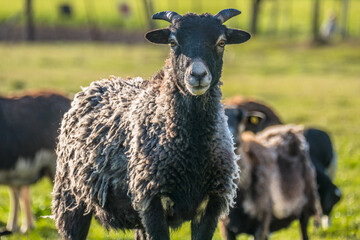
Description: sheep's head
xmin=146 ymin=9 xmax=250 ymax=96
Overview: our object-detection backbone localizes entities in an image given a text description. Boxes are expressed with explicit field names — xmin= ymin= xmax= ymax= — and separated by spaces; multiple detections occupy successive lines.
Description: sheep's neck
xmin=153 ymin=67 xmax=223 ymax=155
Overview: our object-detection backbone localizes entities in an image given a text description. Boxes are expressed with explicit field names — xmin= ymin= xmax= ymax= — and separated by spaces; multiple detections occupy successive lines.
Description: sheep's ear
xmin=145 ymin=28 xmax=171 ymax=44
xmin=226 ymin=29 xmax=251 ymax=44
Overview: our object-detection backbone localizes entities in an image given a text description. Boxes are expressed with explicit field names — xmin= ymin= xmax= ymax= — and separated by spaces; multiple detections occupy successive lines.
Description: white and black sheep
xmin=0 ymin=92 xmax=71 ymax=233
xmin=52 ymin=9 xmax=250 ymax=240
xmin=224 ymin=97 xmax=341 ymax=227
xmin=220 ymin=125 xmax=321 ymax=240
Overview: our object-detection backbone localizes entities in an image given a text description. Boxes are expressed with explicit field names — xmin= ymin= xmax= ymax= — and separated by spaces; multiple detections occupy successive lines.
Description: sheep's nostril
xmin=190 ymin=70 xmax=207 ymax=80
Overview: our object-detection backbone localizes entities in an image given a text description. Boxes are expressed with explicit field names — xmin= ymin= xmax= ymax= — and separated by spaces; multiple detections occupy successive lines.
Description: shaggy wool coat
xmin=53 ymin=61 xmax=239 ymax=230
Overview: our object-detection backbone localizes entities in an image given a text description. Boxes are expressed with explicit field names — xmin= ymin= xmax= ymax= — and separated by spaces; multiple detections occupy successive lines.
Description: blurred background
xmin=0 ymin=0 xmax=359 ymax=239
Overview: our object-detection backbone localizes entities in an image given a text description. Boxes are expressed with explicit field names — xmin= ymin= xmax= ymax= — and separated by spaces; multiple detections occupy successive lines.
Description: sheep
xmin=223 ymin=96 xmax=282 ymax=133
xmin=0 ymin=92 xmax=71 ymax=234
xmin=52 ymin=9 xmax=251 ymax=240
xmin=220 ymin=125 xmax=321 ymax=240
xmin=223 ymin=97 xmax=341 ymax=227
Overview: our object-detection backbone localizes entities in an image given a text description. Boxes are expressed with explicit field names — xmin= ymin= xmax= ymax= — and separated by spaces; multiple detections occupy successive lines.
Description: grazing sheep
xmin=52 ymin=9 xmax=250 ymax=240
xmin=0 ymin=92 xmax=71 ymax=233
xmin=220 ymin=125 xmax=321 ymax=240
xmin=303 ymin=127 xmax=341 ymax=228
xmin=224 ymin=97 xmax=341 ymax=227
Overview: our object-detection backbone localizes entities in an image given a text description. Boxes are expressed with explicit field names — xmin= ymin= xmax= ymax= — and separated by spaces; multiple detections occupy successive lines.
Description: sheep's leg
xmin=6 ymin=186 xmax=21 ymax=232
xmin=191 ymin=197 xmax=222 ymax=240
xmin=254 ymin=212 xmax=271 ymax=240
xmin=58 ymin=205 xmax=92 ymax=240
xmin=134 ymin=229 xmax=147 ymax=240
xmin=218 ymin=220 xmax=237 ymax=240
xmin=140 ymin=197 xmax=169 ymax=240
xmin=299 ymin=213 xmax=310 ymax=240
xmin=19 ymin=186 xmax=35 ymax=233
xmin=321 ymin=215 xmax=329 ymax=229
xmin=53 ymin=188 xmax=92 ymax=240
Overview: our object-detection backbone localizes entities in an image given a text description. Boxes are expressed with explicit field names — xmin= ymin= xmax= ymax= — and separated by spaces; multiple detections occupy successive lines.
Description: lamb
xmin=0 ymin=92 xmax=71 ymax=233
xmin=220 ymin=125 xmax=321 ymax=240
xmin=223 ymin=97 xmax=341 ymax=227
xmin=52 ymin=9 xmax=250 ymax=240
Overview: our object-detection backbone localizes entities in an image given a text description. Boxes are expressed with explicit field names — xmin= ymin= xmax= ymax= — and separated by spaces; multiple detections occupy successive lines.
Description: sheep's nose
xmin=190 ymin=69 xmax=207 ymax=80
xmin=187 ymin=60 xmax=211 ymax=87
xmin=190 ymin=61 xmax=207 ymax=80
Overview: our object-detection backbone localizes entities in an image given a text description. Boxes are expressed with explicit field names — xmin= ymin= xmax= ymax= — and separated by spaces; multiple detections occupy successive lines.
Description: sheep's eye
xmin=217 ymin=40 xmax=226 ymax=48
xmin=169 ymin=39 xmax=177 ymax=47
xmin=249 ymin=116 xmax=260 ymax=125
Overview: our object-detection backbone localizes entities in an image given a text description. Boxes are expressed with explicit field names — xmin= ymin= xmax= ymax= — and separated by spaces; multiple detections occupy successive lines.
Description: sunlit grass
xmin=0 ymin=38 xmax=359 ymax=239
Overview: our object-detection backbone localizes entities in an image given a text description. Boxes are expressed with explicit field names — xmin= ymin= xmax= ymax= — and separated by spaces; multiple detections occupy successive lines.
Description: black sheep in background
xmin=221 ymin=97 xmax=341 ymax=239
xmin=0 ymin=92 xmax=70 ymax=233
xmin=220 ymin=125 xmax=321 ymax=240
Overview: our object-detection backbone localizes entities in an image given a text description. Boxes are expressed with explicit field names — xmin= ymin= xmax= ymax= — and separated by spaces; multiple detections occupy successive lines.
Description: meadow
xmin=0 ymin=36 xmax=359 ymax=239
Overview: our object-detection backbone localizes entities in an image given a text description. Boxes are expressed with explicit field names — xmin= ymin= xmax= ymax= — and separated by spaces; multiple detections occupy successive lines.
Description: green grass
xmin=0 ymin=38 xmax=360 ymax=239
xmin=1 ymin=0 xmax=360 ymax=37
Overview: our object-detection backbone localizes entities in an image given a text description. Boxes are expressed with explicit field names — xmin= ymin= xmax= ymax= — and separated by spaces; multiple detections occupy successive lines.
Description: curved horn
xmin=215 ymin=8 xmax=241 ymax=24
xmin=152 ymin=11 xmax=182 ymax=23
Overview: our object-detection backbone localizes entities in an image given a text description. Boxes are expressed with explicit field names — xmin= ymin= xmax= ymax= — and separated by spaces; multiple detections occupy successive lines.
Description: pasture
xmin=0 ymin=38 xmax=359 ymax=239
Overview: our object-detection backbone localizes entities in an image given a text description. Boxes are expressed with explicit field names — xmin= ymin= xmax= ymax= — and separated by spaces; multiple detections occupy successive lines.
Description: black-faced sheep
xmin=220 ymin=125 xmax=321 ymax=240
xmin=52 ymin=9 xmax=250 ymax=240
xmin=223 ymin=97 xmax=341 ymax=228
xmin=303 ymin=127 xmax=341 ymax=227
xmin=0 ymin=92 xmax=71 ymax=233
xmin=223 ymin=96 xmax=282 ymax=134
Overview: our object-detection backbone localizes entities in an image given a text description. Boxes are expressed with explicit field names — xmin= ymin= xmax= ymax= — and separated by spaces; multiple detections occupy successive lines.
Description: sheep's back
xmin=257 ymin=125 xmax=318 ymax=219
xmin=55 ymin=76 xmax=149 ymax=212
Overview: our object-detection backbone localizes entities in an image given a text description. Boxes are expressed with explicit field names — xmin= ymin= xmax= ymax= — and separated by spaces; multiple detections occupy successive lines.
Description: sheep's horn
xmin=152 ymin=11 xmax=182 ymax=23
xmin=215 ymin=9 xmax=241 ymax=24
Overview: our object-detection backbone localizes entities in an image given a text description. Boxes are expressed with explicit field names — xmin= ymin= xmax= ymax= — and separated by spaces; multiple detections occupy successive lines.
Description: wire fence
xmin=0 ymin=0 xmax=359 ymax=41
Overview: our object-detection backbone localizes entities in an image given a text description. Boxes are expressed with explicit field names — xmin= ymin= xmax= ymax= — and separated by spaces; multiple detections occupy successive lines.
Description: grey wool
xmin=52 ymin=9 xmax=250 ymax=240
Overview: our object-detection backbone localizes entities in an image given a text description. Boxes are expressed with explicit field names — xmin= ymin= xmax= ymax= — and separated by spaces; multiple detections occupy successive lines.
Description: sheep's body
xmin=53 ymin=72 xmax=238 ymax=235
xmin=220 ymin=125 xmax=321 ymax=240
xmin=220 ymin=132 xmax=273 ymax=240
xmin=224 ymin=97 xmax=341 ymax=228
xmin=53 ymin=10 xmax=251 ymax=239
xmin=0 ymin=92 xmax=71 ymax=233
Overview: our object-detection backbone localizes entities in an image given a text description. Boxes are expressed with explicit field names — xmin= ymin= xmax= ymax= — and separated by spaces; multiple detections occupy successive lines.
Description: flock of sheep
xmin=0 ymin=9 xmax=341 ymax=240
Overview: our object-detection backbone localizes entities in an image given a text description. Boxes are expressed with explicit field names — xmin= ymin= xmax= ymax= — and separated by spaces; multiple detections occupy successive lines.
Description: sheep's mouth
xmin=186 ymin=84 xmax=210 ymax=96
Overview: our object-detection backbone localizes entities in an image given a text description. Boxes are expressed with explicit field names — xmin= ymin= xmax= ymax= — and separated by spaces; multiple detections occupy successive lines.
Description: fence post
xmin=312 ymin=0 xmax=321 ymax=42
xmin=25 ymin=0 xmax=35 ymax=41
xmin=250 ymin=0 xmax=262 ymax=35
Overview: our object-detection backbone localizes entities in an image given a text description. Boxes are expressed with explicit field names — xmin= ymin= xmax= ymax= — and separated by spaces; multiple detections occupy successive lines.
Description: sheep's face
xmin=146 ymin=9 xmax=250 ymax=96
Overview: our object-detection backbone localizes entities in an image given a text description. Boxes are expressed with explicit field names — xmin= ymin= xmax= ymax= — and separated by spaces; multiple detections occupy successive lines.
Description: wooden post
xmin=250 ymin=0 xmax=262 ymax=35
xmin=312 ymin=0 xmax=321 ymax=42
xmin=25 ymin=0 xmax=35 ymax=41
